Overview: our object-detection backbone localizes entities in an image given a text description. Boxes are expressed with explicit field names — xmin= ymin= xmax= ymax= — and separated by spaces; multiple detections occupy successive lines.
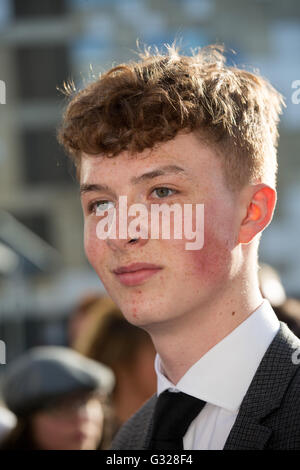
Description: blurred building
xmin=0 ymin=0 xmax=300 ymax=361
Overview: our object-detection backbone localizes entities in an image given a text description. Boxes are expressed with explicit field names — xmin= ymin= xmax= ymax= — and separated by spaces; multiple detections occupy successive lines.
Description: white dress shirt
xmin=154 ymin=299 xmax=280 ymax=450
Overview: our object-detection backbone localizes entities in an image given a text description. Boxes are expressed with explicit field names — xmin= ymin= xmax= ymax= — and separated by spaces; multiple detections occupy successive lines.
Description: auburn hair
xmin=57 ymin=44 xmax=284 ymax=189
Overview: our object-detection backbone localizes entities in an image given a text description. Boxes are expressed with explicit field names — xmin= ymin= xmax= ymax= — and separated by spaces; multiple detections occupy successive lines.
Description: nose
xmin=104 ymin=203 xmax=150 ymax=252
xmin=106 ymin=234 xmax=148 ymax=251
xmin=70 ymin=402 xmax=92 ymax=423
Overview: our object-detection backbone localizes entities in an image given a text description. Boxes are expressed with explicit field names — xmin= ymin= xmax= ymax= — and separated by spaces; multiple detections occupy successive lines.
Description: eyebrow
xmin=130 ymin=164 xmax=187 ymax=184
xmin=80 ymin=183 xmax=116 ymax=196
xmin=80 ymin=165 xmax=188 ymax=196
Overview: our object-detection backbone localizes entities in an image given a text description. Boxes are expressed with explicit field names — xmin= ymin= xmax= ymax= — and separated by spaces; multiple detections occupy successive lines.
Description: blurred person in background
xmin=259 ymin=263 xmax=300 ymax=337
xmin=68 ymin=292 xmax=104 ymax=348
xmin=0 ymin=346 xmax=115 ymax=450
xmin=73 ymin=296 xmax=156 ymax=438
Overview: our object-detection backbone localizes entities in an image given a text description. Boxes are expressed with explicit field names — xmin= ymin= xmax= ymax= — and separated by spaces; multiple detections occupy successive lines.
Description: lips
xmin=113 ymin=263 xmax=163 ymax=286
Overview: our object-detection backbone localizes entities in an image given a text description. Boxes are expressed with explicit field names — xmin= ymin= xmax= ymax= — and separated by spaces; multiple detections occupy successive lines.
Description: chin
xmin=123 ymin=309 xmax=150 ymax=326
xmin=119 ymin=304 xmax=154 ymax=328
xmin=107 ymin=285 xmax=170 ymax=327
xmin=125 ymin=305 xmax=174 ymax=332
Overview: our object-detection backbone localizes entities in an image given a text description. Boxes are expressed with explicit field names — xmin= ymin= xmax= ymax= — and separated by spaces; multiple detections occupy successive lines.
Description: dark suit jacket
xmin=111 ymin=322 xmax=300 ymax=450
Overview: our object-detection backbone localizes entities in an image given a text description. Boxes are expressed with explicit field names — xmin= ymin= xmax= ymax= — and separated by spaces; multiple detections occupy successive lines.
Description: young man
xmin=58 ymin=45 xmax=300 ymax=450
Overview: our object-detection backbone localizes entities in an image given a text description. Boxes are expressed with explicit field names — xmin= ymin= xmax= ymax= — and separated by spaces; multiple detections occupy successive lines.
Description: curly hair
xmin=57 ymin=44 xmax=284 ymax=189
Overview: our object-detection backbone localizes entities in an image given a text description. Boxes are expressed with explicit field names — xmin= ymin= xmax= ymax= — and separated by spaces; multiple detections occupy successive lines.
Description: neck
xmin=147 ymin=266 xmax=263 ymax=385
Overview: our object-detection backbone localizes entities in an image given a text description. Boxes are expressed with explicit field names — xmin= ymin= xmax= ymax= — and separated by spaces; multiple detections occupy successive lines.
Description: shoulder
xmin=110 ymin=394 xmax=157 ymax=450
xmin=263 ymin=323 xmax=300 ymax=448
xmin=277 ymin=324 xmax=300 ymax=411
xmin=265 ymin=365 xmax=300 ymax=449
xmin=260 ymin=321 xmax=300 ymax=397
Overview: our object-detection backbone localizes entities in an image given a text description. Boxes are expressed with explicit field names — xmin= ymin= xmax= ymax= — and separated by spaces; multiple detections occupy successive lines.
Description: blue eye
xmin=152 ymin=187 xmax=176 ymax=198
xmin=96 ymin=201 xmax=115 ymax=214
xmin=89 ymin=200 xmax=115 ymax=214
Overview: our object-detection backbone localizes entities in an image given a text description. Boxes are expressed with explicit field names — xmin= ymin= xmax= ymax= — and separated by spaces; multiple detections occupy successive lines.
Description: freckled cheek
xmin=189 ymin=236 xmax=231 ymax=280
xmin=184 ymin=213 xmax=233 ymax=282
xmin=84 ymin=219 xmax=106 ymax=269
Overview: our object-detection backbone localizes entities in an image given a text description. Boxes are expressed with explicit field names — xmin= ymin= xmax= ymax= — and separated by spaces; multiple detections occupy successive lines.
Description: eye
xmin=88 ymin=200 xmax=115 ymax=215
xmin=151 ymin=187 xmax=177 ymax=199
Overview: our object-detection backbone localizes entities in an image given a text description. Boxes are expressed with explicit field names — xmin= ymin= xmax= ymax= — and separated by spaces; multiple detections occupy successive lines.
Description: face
xmin=80 ymin=132 xmax=243 ymax=333
xmin=31 ymin=393 xmax=104 ymax=450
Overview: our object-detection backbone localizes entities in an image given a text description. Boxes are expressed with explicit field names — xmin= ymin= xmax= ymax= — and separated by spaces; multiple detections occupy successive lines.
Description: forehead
xmin=80 ymin=132 xmax=225 ymax=187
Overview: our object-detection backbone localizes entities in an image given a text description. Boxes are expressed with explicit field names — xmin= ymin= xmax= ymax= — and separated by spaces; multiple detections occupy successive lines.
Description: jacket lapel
xmin=224 ymin=322 xmax=300 ymax=449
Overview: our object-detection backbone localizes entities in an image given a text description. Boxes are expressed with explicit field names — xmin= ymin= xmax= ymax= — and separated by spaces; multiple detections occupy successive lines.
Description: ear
xmin=238 ymin=184 xmax=277 ymax=244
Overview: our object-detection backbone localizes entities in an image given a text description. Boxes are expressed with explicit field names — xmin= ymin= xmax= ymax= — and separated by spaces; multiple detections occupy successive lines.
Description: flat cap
xmin=0 ymin=346 xmax=115 ymax=417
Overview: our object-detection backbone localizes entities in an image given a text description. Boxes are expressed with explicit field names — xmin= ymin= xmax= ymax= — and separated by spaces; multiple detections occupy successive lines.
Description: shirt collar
xmin=155 ymin=299 xmax=280 ymax=412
